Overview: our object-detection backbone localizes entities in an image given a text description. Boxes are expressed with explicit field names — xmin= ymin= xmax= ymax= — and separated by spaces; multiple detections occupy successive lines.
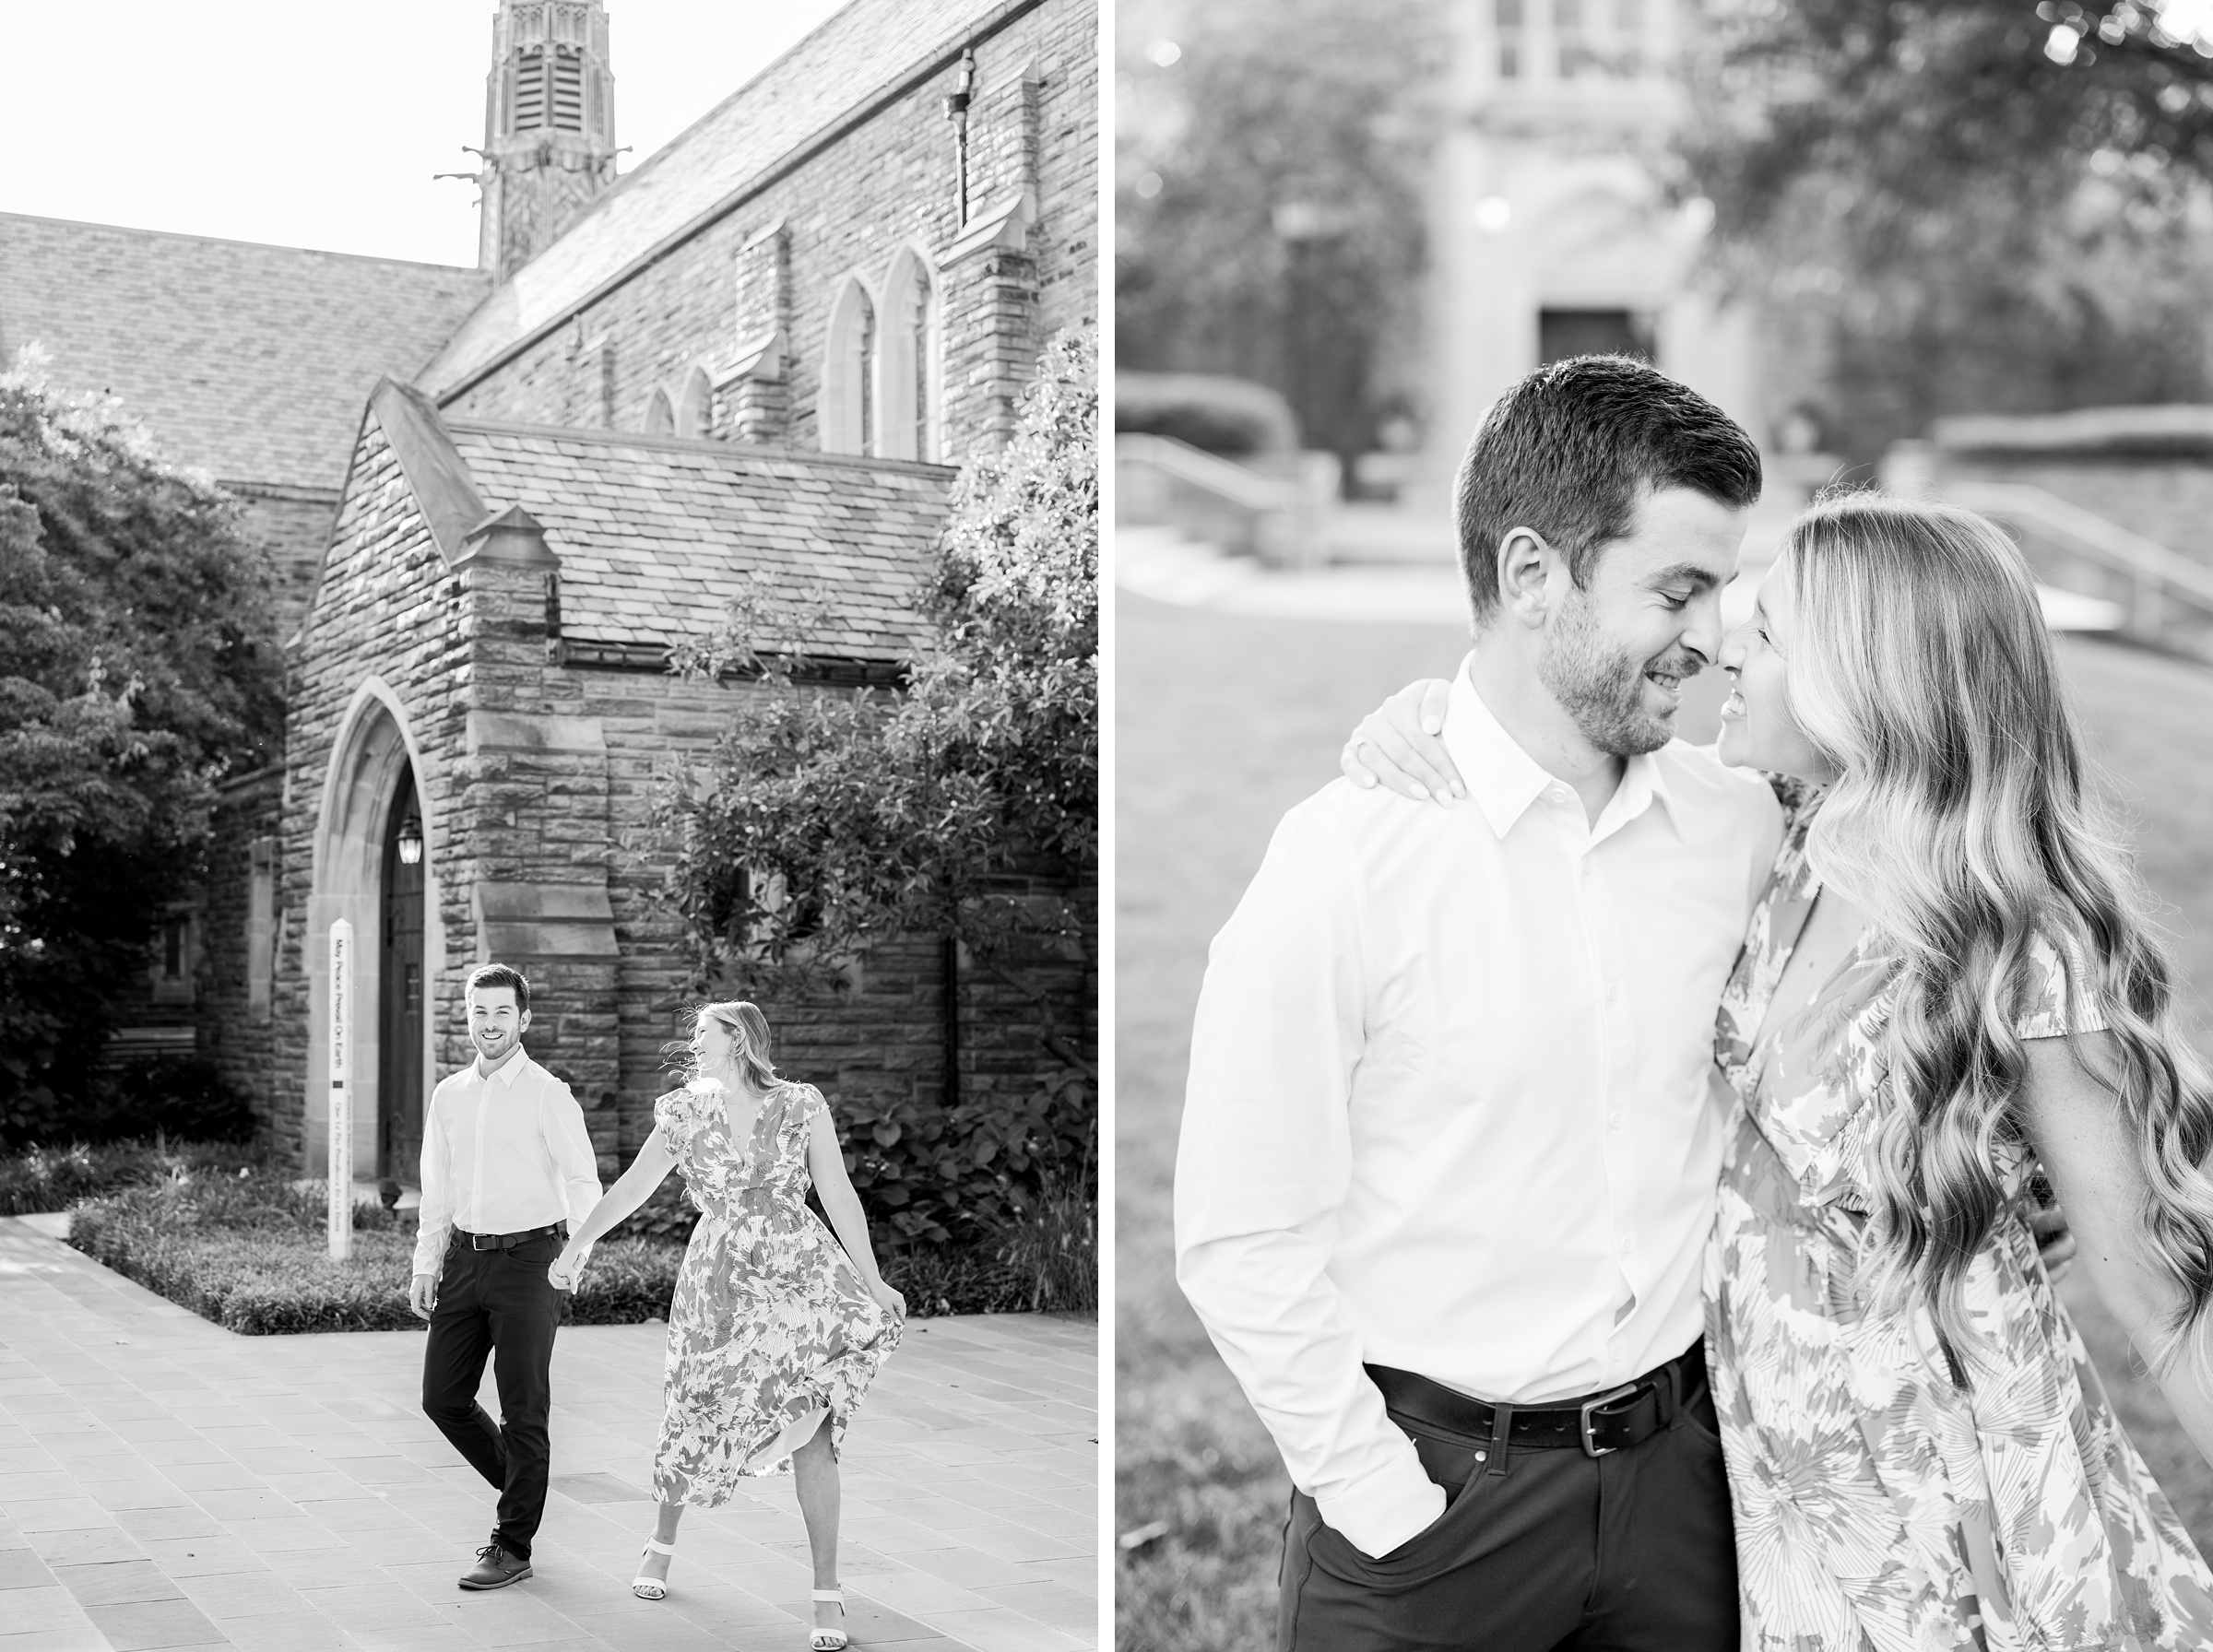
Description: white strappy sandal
xmin=632 ymin=1537 xmax=675 ymax=1600
xmin=809 ymin=1587 xmax=849 ymax=1649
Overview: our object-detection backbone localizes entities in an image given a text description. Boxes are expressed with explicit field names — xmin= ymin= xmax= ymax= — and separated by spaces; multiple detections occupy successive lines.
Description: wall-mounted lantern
xmin=396 ymin=811 xmax=424 ymax=867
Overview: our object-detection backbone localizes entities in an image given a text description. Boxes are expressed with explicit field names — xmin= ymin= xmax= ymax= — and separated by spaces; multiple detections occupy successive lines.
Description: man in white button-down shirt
xmin=1176 ymin=359 xmax=1781 ymax=1650
xmin=410 ymin=962 xmax=602 ymax=1591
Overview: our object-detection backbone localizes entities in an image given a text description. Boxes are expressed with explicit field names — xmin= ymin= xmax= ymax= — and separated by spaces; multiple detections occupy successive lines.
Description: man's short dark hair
xmin=1453 ymin=355 xmax=1762 ymax=622
xmin=467 ymin=962 xmax=530 ymax=1013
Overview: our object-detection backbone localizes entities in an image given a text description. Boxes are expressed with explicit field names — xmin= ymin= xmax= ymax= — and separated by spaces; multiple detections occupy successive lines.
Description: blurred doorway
xmin=379 ymin=766 xmax=425 ymax=1185
xmin=1540 ymin=309 xmax=1655 ymax=364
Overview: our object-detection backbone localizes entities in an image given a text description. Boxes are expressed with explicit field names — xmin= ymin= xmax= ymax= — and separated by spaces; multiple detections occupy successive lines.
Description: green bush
xmin=837 ymin=1067 xmax=1095 ymax=1248
xmin=995 ymin=1172 xmax=1098 ymax=1316
xmin=0 ymin=1137 xmax=259 ymax=1215
xmin=60 ymin=1162 xmax=1085 ymax=1330
xmin=0 ymin=1058 xmax=257 ymax=1154
xmin=609 ymin=1172 xmax=699 ymax=1243
xmin=101 ymin=1056 xmax=257 ymax=1143
xmin=65 ymin=1168 xmax=687 ymax=1334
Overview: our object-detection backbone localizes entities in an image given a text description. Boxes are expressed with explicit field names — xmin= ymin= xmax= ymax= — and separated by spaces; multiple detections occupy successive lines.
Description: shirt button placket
xmin=1586 ymin=848 xmax=1639 ymax=1375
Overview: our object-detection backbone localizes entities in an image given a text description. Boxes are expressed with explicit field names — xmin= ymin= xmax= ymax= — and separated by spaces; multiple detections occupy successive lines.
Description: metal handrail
xmin=1944 ymin=481 xmax=2213 ymax=622
xmin=1115 ymin=432 xmax=1308 ymax=514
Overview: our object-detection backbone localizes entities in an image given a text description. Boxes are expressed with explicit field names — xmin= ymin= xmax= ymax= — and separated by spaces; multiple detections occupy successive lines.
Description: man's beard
xmin=1537 ymin=591 xmax=1691 ymax=758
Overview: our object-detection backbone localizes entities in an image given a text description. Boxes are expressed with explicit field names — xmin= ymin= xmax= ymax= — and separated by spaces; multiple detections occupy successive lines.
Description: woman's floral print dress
xmin=1709 ymin=796 xmax=2213 ymax=1650
xmin=649 ymin=1078 xmax=899 ymax=1504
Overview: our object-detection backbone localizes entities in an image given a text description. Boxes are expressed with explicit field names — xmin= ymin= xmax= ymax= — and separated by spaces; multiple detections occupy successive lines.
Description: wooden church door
xmin=379 ymin=771 xmax=426 ymax=1184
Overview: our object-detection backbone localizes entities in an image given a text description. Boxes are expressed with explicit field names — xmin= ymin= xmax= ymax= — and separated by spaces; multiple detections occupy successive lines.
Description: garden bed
xmin=0 ymin=1139 xmax=260 ymax=1216
xmin=56 ymin=1155 xmax=1094 ymax=1335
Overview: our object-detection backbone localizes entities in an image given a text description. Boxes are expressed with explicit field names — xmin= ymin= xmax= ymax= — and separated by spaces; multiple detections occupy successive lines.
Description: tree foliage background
xmin=1682 ymin=0 xmax=2213 ymax=462
xmin=1114 ymin=0 xmax=1438 ymax=458
xmin=1116 ymin=0 xmax=2213 ymax=466
xmin=0 ymin=357 xmax=283 ymax=1139
xmin=658 ymin=329 xmax=1097 ymax=1247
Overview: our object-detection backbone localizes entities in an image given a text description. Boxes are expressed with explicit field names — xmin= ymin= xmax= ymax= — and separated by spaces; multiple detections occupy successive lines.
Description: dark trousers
xmin=420 ymin=1232 xmax=564 ymax=1561
xmin=1278 ymin=1341 xmax=1739 ymax=1651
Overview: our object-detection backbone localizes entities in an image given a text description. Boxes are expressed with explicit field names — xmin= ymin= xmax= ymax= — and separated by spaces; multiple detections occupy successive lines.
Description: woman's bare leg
xmin=791 ymin=1413 xmax=842 ymax=1633
xmin=638 ymin=1499 xmax=683 ymax=1586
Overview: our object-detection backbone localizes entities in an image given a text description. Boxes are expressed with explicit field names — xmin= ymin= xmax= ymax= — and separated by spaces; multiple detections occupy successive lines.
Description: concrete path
xmin=0 ymin=1218 xmax=1095 ymax=1651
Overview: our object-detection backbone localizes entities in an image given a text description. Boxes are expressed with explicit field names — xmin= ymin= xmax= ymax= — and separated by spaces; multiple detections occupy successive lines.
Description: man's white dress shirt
xmin=412 ymin=1051 xmax=604 ymax=1278
xmin=1174 ymin=660 xmax=1783 ymax=1559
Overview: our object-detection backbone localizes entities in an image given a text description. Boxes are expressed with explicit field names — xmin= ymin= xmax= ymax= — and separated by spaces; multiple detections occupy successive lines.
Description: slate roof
xmin=444 ymin=419 xmax=954 ymax=662
xmin=0 ymin=213 xmax=491 ymax=489
xmin=420 ymin=0 xmax=1021 ymax=396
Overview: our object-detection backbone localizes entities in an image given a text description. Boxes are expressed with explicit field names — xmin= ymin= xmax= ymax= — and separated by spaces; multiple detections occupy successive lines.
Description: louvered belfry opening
xmin=507 ymin=47 xmax=585 ymax=135
xmin=551 ymin=51 xmax=584 ymax=131
xmin=479 ymin=0 xmax=617 ymax=279
xmin=513 ymin=48 xmax=547 ymax=131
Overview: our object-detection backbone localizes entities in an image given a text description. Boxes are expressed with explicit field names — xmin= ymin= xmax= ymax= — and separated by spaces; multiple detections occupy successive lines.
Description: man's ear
xmin=518 ymin=1007 xmax=533 ymax=1035
xmin=1495 ymin=527 xmax=1556 ymax=628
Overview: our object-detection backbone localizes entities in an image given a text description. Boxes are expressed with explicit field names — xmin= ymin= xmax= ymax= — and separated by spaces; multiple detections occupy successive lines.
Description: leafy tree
xmin=0 ymin=356 xmax=283 ymax=1138
xmin=1688 ymin=0 xmax=2213 ymax=226
xmin=1682 ymin=0 xmax=2213 ymax=459
xmin=1115 ymin=0 xmax=1438 ymax=459
xmin=657 ymin=329 xmax=1097 ymax=1245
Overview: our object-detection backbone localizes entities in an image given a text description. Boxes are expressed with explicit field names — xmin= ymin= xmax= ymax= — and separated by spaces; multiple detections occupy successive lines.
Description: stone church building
xmin=0 ymin=0 xmax=1097 ymax=1180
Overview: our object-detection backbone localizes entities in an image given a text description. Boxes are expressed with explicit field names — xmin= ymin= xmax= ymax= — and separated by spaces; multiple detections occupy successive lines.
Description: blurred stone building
xmin=0 ymin=0 xmax=1097 ymax=1178
xmin=1404 ymin=0 xmax=1763 ymax=498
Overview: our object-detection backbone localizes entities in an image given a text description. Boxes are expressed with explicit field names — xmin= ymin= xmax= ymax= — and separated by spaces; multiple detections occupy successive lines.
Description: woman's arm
xmin=808 ymin=1108 xmax=905 ymax=1317
xmin=1339 ymin=678 xmax=1462 ymax=804
xmin=2020 ymin=1032 xmax=2213 ymax=1462
xmin=550 ymin=1133 xmax=678 ymax=1288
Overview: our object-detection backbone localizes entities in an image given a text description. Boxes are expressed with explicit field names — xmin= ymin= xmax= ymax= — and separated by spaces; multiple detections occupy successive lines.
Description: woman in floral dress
xmin=553 ymin=1001 xmax=904 ymax=1650
xmin=1691 ymin=495 xmax=2213 ymax=1648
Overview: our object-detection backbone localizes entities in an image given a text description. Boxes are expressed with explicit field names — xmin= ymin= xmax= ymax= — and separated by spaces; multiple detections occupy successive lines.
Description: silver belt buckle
xmin=1579 ymin=1383 xmax=1643 ymax=1457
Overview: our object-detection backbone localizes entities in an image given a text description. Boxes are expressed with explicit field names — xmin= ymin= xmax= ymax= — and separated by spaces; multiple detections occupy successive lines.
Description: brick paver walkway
xmin=0 ymin=1218 xmax=1095 ymax=1651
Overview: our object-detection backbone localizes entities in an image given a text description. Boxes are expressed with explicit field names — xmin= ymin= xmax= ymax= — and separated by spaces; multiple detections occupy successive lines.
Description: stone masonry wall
xmin=439 ymin=0 xmax=1096 ymax=465
xmin=536 ymin=664 xmax=1094 ymax=1164
xmin=270 ymin=408 xmax=1086 ymax=1179
xmin=272 ymin=417 xmax=468 ymax=1172
xmin=230 ymin=487 xmax=341 ymax=647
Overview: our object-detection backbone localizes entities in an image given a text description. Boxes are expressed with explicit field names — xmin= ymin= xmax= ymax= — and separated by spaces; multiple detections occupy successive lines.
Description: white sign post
xmin=327 ymin=920 xmax=353 ymax=1261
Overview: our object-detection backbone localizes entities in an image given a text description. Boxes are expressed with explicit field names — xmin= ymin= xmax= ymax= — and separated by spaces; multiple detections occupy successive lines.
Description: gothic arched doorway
xmin=307 ymin=680 xmax=443 ymax=1181
xmin=379 ymin=766 xmax=426 ymax=1183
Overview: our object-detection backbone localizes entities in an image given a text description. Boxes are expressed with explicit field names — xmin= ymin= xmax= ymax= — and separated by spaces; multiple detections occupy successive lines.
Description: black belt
xmin=1366 ymin=1342 xmax=1702 ymax=1460
xmin=455 ymin=1223 xmax=564 ymax=1252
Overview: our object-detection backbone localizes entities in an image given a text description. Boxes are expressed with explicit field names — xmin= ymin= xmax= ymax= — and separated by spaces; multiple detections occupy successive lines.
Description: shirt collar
xmin=475 ymin=1050 xmax=530 ymax=1088
xmin=1442 ymin=655 xmax=1678 ymax=842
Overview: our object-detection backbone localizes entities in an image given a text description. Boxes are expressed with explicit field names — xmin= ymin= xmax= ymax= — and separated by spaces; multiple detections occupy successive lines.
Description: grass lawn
xmin=1114 ymin=590 xmax=2213 ymax=1649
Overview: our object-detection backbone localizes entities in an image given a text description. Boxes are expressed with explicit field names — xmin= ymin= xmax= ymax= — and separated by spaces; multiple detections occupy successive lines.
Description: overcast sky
xmin=2 ymin=1 xmax=854 ymax=268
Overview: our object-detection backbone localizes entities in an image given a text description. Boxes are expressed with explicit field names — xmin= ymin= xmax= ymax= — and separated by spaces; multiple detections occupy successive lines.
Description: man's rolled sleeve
xmin=1173 ymin=798 xmax=1444 ymax=1558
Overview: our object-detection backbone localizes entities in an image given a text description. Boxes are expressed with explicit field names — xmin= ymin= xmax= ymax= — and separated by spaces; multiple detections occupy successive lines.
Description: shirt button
xmin=1606 ymin=984 xmax=1620 ymax=1003
xmin=1609 ymin=1111 xmax=1624 ymax=1130
xmin=1620 ymin=1235 xmax=1635 ymax=1253
xmin=1608 ymin=1340 xmax=1625 ymax=1363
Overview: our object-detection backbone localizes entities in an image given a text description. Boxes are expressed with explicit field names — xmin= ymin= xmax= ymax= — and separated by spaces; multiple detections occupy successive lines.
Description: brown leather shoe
xmin=458 ymin=1540 xmax=533 ymax=1590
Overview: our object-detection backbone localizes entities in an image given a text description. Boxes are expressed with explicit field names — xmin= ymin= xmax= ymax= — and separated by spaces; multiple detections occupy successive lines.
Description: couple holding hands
xmin=1177 ymin=356 xmax=2213 ymax=1649
xmin=408 ymin=965 xmax=903 ymax=1652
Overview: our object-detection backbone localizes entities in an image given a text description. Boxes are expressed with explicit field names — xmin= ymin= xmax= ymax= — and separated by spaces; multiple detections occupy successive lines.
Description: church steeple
xmin=477 ymin=1 xmax=619 ymax=282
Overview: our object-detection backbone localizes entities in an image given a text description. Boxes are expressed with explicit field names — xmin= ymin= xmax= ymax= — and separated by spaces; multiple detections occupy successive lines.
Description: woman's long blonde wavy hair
xmin=1777 ymin=491 xmax=2213 ymax=1376
xmin=664 ymin=1000 xmax=779 ymax=1093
